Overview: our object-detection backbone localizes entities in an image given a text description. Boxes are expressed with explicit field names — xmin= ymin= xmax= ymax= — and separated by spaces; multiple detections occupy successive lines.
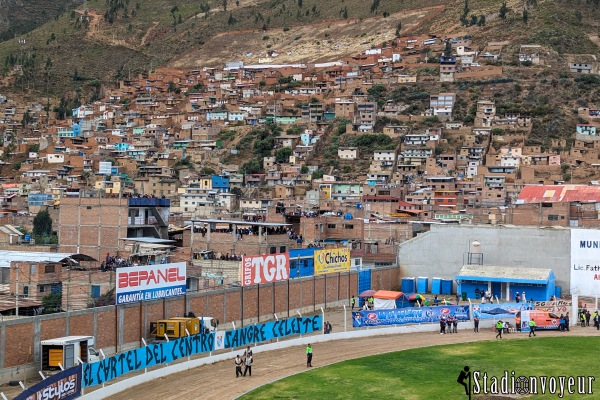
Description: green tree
xmin=477 ymin=15 xmax=486 ymax=26
xmin=443 ymin=40 xmax=452 ymax=56
xmin=298 ymin=0 xmax=302 ymax=7
xmin=242 ymin=159 xmax=262 ymax=174
xmin=311 ymin=169 xmax=324 ymax=179
xmin=370 ymin=0 xmax=380 ymax=14
xmin=222 ymin=0 xmax=227 ymax=11
xmin=395 ymin=22 xmax=401 ymax=36
xmin=300 ymin=165 xmax=309 ymax=174
xmin=522 ymin=9 xmax=528 ymax=23
xmin=33 ymin=209 xmax=53 ymax=237
xmin=42 ymin=293 xmax=62 ymax=314
xmin=231 ymin=187 xmax=243 ymax=197
xmin=499 ymin=2 xmax=508 ymax=19
xmin=275 ymin=147 xmax=293 ymax=163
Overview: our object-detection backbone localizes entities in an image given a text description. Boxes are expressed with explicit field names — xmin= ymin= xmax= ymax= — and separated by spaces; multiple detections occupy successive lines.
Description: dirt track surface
xmin=110 ymin=321 xmax=598 ymax=400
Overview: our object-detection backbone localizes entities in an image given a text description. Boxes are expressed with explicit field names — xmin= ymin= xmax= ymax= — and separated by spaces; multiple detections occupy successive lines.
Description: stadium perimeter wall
xmin=0 ymin=266 xmax=399 ymax=384
xmin=398 ymin=225 xmax=571 ymax=291
xmin=81 ymin=318 xmax=499 ymax=399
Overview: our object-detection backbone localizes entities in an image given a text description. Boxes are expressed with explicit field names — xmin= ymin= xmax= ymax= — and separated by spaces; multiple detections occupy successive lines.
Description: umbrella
xmin=409 ymin=294 xmax=425 ymax=301
xmin=482 ymin=307 xmax=514 ymax=315
xmin=358 ymin=289 xmax=376 ymax=298
xmin=439 ymin=300 xmax=453 ymax=305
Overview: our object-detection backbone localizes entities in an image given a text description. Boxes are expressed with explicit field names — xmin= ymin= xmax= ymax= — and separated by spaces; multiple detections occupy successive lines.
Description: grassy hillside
xmin=0 ymin=0 xmax=81 ymax=41
xmin=0 ymin=0 xmax=597 ymax=103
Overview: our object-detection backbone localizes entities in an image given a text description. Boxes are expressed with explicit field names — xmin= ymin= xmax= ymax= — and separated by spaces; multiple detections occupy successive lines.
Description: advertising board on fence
xmin=352 ymin=306 xmax=470 ymax=328
xmin=314 ymin=248 xmax=350 ymax=275
xmin=15 ymin=365 xmax=82 ymax=400
xmin=241 ymin=253 xmax=290 ymax=286
xmin=82 ymin=315 xmax=321 ymax=388
xmin=472 ymin=302 xmax=534 ymax=320
xmin=116 ymin=262 xmax=187 ymax=305
xmin=534 ymin=300 xmax=572 ymax=313
xmin=570 ymin=229 xmax=600 ymax=296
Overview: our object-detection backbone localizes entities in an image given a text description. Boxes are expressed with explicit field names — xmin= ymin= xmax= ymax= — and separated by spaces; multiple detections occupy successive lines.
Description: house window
xmin=22 ymin=286 xmax=29 ymax=297
xmin=548 ymin=215 xmax=559 ymax=221
xmin=327 ymin=224 xmax=336 ymax=229
xmin=344 ymin=225 xmax=354 ymax=229
xmin=30 ymin=264 xmax=36 ymax=275
xmin=91 ymin=285 xmax=101 ymax=299
xmin=38 ymin=285 xmax=46 ymax=293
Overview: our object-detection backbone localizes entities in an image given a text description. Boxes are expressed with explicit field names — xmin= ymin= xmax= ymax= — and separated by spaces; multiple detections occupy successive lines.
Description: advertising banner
xmin=82 ymin=315 xmax=321 ymax=388
xmin=116 ymin=262 xmax=187 ymax=305
xmin=570 ymin=229 xmax=600 ymax=296
xmin=351 ymin=306 xmax=470 ymax=328
xmin=15 ymin=365 xmax=82 ymax=400
xmin=241 ymin=253 xmax=290 ymax=286
xmin=534 ymin=300 xmax=572 ymax=313
xmin=475 ymin=302 xmax=534 ymax=320
xmin=520 ymin=310 xmax=531 ymax=333
xmin=314 ymin=248 xmax=350 ymax=275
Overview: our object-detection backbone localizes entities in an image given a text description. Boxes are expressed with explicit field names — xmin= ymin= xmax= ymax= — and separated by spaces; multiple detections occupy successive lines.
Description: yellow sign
xmin=314 ymin=248 xmax=350 ymax=275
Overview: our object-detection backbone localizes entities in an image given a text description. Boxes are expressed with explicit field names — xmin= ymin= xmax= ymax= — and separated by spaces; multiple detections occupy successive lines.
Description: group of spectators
xmin=101 ymin=253 xmax=134 ymax=271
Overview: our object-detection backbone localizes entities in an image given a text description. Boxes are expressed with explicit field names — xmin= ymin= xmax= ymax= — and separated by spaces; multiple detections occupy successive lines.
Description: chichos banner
xmin=241 ymin=253 xmax=290 ymax=286
xmin=15 ymin=365 xmax=82 ymax=400
xmin=352 ymin=306 xmax=470 ymax=328
xmin=314 ymin=248 xmax=350 ymax=275
xmin=116 ymin=262 xmax=187 ymax=305
xmin=82 ymin=315 xmax=321 ymax=387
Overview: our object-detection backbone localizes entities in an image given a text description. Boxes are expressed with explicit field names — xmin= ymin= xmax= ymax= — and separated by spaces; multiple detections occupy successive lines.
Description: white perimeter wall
xmin=398 ymin=225 xmax=571 ymax=291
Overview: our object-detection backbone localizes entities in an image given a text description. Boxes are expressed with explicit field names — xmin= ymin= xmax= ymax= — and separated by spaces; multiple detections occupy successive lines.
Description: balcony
xmin=128 ymin=198 xmax=170 ymax=207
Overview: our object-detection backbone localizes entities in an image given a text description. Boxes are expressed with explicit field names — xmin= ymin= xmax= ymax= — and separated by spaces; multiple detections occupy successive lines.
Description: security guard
xmin=529 ymin=319 xmax=536 ymax=337
xmin=495 ymin=320 xmax=504 ymax=339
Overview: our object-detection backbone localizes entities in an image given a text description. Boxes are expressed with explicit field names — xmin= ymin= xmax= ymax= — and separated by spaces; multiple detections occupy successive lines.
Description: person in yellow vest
xmin=495 ymin=320 xmax=503 ymax=339
xmin=306 ymin=343 xmax=313 ymax=367
xmin=529 ymin=319 xmax=536 ymax=337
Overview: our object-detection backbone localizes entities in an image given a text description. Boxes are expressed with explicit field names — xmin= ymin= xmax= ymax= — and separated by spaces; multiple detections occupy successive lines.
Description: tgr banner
xmin=83 ymin=315 xmax=321 ymax=387
xmin=352 ymin=306 xmax=470 ymax=328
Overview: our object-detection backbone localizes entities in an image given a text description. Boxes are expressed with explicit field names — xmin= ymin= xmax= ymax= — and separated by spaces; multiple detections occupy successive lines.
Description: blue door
xmin=492 ymin=282 xmax=501 ymax=300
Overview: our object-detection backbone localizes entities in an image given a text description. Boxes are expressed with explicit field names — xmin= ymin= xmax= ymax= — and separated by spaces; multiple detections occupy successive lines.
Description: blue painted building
xmin=289 ymin=248 xmax=316 ymax=278
xmin=211 ymin=175 xmax=230 ymax=193
xmin=28 ymin=193 xmax=53 ymax=207
xmin=456 ymin=265 xmax=556 ymax=302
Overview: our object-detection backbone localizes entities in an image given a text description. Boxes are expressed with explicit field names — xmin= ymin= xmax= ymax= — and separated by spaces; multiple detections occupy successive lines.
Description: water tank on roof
xmin=470 ymin=240 xmax=481 ymax=253
xmin=344 ymin=213 xmax=353 ymax=220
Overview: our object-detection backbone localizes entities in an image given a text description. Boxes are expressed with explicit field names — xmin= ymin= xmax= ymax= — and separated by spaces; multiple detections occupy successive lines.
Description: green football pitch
xmin=241 ymin=337 xmax=599 ymax=399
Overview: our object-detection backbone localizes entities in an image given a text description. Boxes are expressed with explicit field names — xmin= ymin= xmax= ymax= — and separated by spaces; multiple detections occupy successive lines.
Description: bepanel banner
xmin=15 ymin=365 xmax=82 ymax=400
xmin=241 ymin=253 xmax=290 ymax=286
xmin=116 ymin=262 xmax=187 ymax=305
xmin=570 ymin=229 xmax=600 ymax=296
xmin=314 ymin=248 xmax=350 ymax=275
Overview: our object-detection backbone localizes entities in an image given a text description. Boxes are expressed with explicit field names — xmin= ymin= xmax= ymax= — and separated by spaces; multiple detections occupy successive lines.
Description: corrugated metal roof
xmin=119 ymin=237 xmax=176 ymax=243
xmin=516 ymin=185 xmax=600 ymax=204
xmin=456 ymin=264 xmax=552 ymax=283
xmin=0 ymin=251 xmax=96 ymax=268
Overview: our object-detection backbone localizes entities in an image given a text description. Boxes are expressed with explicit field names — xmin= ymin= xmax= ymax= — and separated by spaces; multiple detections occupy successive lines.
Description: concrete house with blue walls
xmin=211 ymin=175 xmax=230 ymax=193
xmin=455 ymin=265 xmax=556 ymax=302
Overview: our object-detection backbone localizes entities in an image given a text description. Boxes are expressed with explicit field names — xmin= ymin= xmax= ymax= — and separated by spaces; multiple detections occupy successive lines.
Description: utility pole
xmin=15 ymin=266 xmax=19 ymax=317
